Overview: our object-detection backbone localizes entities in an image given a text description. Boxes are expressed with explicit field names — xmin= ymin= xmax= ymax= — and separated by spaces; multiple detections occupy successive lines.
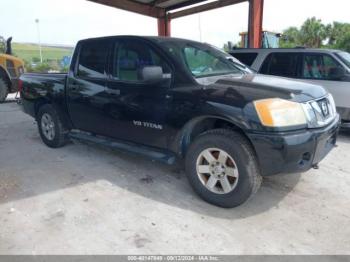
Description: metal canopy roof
xmin=88 ymin=0 xmax=247 ymax=19
xmin=86 ymin=0 xmax=263 ymax=48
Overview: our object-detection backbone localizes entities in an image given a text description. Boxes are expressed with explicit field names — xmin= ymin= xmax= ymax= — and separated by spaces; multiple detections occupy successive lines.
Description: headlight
xmin=254 ymin=98 xmax=307 ymax=128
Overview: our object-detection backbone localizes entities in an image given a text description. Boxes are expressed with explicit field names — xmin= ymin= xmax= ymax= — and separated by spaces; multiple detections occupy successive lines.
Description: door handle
xmin=70 ymin=82 xmax=81 ymax=91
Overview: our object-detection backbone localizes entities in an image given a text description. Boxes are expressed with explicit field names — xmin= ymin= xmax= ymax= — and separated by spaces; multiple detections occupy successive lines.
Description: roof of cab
xmin=78 ymin=35 xmax=201 ymax=45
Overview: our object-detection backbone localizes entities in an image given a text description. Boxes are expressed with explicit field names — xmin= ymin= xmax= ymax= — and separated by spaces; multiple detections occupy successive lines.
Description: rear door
xmin=66 ymin=39 xmax=112 ymax=136
xmin=104 ymin=38 xmax=173 ymax=148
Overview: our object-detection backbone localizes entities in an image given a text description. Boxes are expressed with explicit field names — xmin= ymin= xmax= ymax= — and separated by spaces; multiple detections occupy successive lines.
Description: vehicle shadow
xmin=0 ymin=118 xmax=301 ymax=220
xmin=97 ymin=145 xmax=302 ymax=219
xmin=1 ymin=100 xmax=17 ymax=104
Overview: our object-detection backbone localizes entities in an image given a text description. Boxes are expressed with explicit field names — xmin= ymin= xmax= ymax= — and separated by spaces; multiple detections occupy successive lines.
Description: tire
xmin=185 ymin=129 xmax=262 ymax=208
xmin=37 ymin=104 xmax=68 ymax=148
xmin=0 ymin=78 xmax=9 ymax=103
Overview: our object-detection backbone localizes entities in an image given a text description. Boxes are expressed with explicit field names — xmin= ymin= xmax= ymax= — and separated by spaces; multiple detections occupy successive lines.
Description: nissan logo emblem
xmin=321 ymin=102 xmax=329 ymax=116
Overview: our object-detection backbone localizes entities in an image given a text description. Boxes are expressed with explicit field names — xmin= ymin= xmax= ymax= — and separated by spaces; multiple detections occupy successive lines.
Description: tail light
xmin=18 ymin=79 xmax=23 ymax=92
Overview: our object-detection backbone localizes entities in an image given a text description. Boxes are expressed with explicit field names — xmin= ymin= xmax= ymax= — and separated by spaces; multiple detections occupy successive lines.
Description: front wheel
xmin=185 ymin=129 xmax=262 ymax=208
xmin=37 ymin=104 xmax=68 ymax=148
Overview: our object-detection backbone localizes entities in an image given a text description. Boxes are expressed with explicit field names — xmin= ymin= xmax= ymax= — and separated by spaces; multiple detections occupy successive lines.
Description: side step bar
xmin=68 ymin=131 xmax=177 ymax=165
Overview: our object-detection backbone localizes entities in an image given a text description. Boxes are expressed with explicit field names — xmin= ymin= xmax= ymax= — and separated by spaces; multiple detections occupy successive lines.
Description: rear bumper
xmin=247 ymin=115 xmax=340 ymax=176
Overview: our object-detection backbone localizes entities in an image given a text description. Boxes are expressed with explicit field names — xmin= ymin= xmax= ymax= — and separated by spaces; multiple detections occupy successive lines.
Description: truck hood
xmin=196 ymin=73 xmax=327 ymax=104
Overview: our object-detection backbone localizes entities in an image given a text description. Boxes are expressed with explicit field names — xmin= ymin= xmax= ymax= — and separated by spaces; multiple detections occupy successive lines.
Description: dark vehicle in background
xmin=230 ymin=48 xmax=350 ymax=126
xmin=20 ymin=36 xmax=339 ymax=208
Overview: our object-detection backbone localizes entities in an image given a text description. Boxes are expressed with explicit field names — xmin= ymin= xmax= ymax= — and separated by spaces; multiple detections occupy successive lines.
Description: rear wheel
xmin=0 ymin=78 xmax=9 ymax=103
xmin=185 ymin=129 xmax=262 ymax=208
xmin=37 ymin=104 xmax=68 ymax=148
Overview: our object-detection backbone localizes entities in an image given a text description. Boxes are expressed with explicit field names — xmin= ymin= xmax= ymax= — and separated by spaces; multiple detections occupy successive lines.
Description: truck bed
xmin=21 ymin=72 xmax=67 ymax=82
xmin=20 ymin=73 xmax=68 ymax=118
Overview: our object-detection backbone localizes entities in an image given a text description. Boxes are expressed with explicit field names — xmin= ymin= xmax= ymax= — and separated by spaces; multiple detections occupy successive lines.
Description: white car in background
xmin=230 ymin=48 xmax=350 ymax=127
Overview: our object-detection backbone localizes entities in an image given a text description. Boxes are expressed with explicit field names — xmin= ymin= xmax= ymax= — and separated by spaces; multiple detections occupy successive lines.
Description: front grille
xmin=317 ymin=98 xmax=330 ymax=117
xmin=305 ymin=95 xmax=337 ymax=128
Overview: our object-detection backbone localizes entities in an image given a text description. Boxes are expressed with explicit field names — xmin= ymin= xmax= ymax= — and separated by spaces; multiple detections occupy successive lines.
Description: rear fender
xmin=34 ymin=98 xmax=73 ymax=130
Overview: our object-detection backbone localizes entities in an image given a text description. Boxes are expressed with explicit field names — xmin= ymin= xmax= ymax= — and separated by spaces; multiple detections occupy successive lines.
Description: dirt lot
xmin=1 ymin=97 xmax=350 ymax=255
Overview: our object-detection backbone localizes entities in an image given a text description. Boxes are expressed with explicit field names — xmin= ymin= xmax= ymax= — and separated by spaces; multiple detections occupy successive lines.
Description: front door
xmin=104 ymin=39 xmax=173 ymax=148
xmin=299 ymin=53 xmax=350 ymax=115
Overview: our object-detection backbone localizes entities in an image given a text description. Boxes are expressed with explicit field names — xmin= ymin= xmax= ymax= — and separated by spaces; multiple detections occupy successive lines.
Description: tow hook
xmin=312 ymin=164 xmax=319 ymax=170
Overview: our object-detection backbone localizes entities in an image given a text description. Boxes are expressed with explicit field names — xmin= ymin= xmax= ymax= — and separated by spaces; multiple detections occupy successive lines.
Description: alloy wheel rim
xmin=41 ymin=113 xmax=55 ymax=141
xmin=196 ymin=148 xmax=239 ymax=194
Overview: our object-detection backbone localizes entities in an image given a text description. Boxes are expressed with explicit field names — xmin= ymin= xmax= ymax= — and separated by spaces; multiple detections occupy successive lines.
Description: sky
xmin=0 ymin=0 xmax=350 ymax=48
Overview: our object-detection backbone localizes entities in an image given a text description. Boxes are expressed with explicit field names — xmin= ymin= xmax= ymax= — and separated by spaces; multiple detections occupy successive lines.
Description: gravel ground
xmin=0 ymin=98 xmax=350 ymax=255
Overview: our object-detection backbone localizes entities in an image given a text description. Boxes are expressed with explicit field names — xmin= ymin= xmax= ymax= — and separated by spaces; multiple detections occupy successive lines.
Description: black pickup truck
xmin=20 ymin=36 xmax=340 ymax=208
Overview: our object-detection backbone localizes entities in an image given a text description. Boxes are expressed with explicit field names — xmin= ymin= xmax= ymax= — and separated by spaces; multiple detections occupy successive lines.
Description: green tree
xmin=335 ymin=32 xmax=350 ymax=52
xmin=299 ymin=17 xmax=327 ymax=48
xmin=33 ymin=63 xmax=52 ymax=73
xmin=280 ymin=27 xmax=300 ymax=48
xmin=325 ymin=22 xmax=350 ymax=52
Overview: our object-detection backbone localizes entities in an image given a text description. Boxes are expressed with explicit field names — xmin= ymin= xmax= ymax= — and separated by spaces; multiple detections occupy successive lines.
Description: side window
xmin=77 ymin=41 xmax=109 ymax=78
xmin=113 ymin=41 xmax=170 ymax=82
xmin=302 ymin=54 xmax=343 ymax=80
xmin=183 ymin=46 xmax=240 ymax=77
xmin=260 ymin=53 xmax=300 ymax=78
xmin=231 ymin=53 xmax=258 ymax=66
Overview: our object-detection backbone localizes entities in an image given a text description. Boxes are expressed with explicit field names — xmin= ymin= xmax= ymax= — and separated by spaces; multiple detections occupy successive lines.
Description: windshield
xmin=336 ymin=51 xmax=350 ymax=69
xmin=162 ymin=41 xmax=243 ymax=78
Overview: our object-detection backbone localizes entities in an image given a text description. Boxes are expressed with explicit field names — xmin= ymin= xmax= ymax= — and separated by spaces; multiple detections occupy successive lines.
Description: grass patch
xmin=12 ymin=42 xmax=73 ymax=62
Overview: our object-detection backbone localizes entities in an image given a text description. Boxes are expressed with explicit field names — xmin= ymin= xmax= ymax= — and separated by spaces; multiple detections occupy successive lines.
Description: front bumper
xmin=247 ymin=115 xmax=340 ymax=176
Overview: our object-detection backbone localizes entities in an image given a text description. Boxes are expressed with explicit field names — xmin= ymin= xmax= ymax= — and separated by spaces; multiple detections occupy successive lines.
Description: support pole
xmin=157 ymin=16 xmax=171 ymax=37
xmin=248 ymin=0 xmax=264 ymax=48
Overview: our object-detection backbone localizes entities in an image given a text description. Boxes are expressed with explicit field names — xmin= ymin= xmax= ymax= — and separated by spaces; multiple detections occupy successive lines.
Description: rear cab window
xmin=111 ymin=40 xmax=172 ymax=82
xmin=77 ymin=40 xmax=110 ymax=79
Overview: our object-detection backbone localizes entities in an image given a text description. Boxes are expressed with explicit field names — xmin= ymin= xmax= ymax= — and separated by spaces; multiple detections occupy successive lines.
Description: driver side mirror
xmin=139 ymin=66 xmax=164 ymax=84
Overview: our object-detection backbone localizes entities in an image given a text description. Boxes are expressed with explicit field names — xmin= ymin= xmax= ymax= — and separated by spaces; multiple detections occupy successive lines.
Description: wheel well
xmin=0 ymin=66 xmax=11 ymax=90
xmin=33 ymin=99 xmax=72 ymax=130
xmin=179 ymin=117 xmax=254 ymax=157
xmin=34 ymin=99 xmax=51 ymax=118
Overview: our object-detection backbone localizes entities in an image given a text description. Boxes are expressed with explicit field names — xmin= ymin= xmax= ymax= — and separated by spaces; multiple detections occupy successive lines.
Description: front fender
xmin=170 ymin=113 xmax=249 ymax=157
